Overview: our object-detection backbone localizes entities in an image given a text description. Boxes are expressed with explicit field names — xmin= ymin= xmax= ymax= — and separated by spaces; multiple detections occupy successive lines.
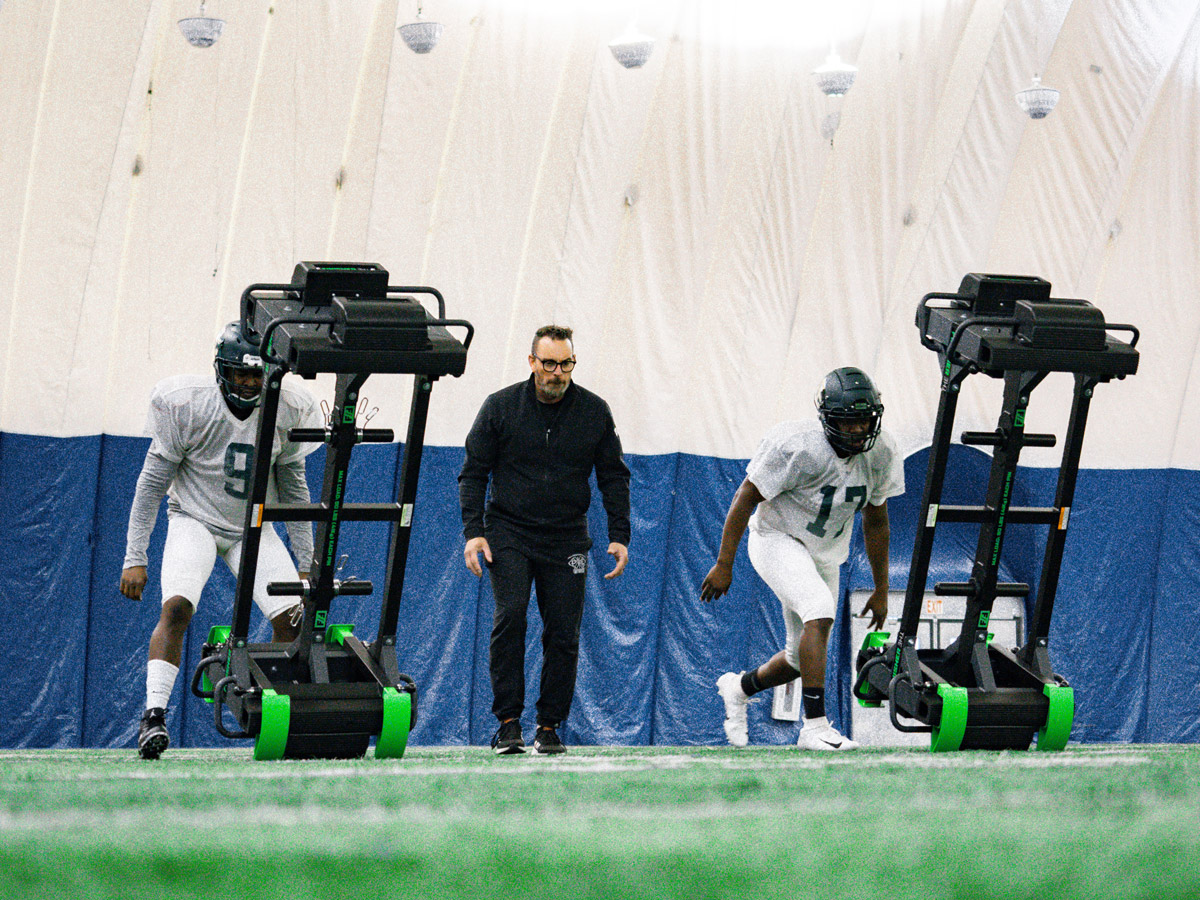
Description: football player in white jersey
xmin=701 ymin=367 xmax=904 ymax=750
xmin=119 ymin=322 xmax=323 ymax=759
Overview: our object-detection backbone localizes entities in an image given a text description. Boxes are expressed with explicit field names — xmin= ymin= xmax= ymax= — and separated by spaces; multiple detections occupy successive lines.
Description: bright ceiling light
xmin=399 ymin=5 xmax=444 ymax=54
xmin=1015 ymin=75 xmax=1060 ymax=119
xmin=812 ymin=47 xmax=857 ymax=97
xmin=608 ymin=29 xmax=656 ymax=69
xmin=178 ymin=1 xmax=225 ymax=48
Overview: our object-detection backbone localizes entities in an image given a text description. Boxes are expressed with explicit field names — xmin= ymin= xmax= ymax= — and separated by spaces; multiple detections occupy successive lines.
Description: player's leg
xmin=147 ymin=597 xmax=197 ymax=666
xmin=487 ymin=546 xmax=535 ymax=754
xmin=225 ymin=526 xmax=303 ymax=643
xmin=529 ymin=552 xmax=587 ymax=755
xmin=715 ymin=641 xmax=804 ymax=747
xmin=795 ymin=561 xmax=858 ymax=750
xmin=795 ymin=617 xmax=833 ymax=690
xmin=140 ymin=515 xmax=217 ymax=759
xmin=712 ymin=531 xmax=804 ymax=746
xmin=747 ymin=530 xmax=858 ymax=750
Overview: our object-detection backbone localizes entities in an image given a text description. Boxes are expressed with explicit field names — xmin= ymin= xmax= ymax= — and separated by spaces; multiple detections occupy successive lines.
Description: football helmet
xmin=214 ymin=321 xmax=264 ymax=412
xmin=816 ymin=366 xmax=884 ymax=456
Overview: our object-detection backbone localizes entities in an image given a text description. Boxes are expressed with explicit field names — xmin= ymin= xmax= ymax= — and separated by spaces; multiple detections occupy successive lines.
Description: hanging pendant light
xmin=608 ymin=24 xmax=655 ymax=69
xmin=399 ymin=4 xmax=444 ymax=54
xmin=178 ymin=0 xmax=225 ymax=48
xmin=812 ymin=46 xmax=857 ymax=97
xmin=1015 ymin=75 xmax=1060 ymax=119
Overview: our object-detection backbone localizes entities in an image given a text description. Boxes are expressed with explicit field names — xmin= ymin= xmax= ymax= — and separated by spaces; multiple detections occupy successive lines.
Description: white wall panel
xmin=0 ymin=0 xmax=1196 ymax=472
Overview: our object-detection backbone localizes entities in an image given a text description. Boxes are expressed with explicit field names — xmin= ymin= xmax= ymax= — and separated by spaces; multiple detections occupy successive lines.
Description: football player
xmin=701 ymin=367 xmax=904 ymax=750
xmin=120 ymin=321 xmax=323 ymax=759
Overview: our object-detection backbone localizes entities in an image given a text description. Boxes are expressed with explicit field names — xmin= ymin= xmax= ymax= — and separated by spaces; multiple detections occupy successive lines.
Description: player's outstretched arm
xmin=275 ymin=457 xmax=316 ymax=572
xmin=700 ymin=478 xmax=765 ymax=602
xmin=857 ymin=501 xmax=891 ymax=630
xmin=120 ymin=451 xmax=177 ymax=599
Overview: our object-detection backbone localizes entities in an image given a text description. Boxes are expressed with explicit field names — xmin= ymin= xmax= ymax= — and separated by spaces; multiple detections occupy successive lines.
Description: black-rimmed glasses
xmin=534 ymin=356 xmax=576 ymax=372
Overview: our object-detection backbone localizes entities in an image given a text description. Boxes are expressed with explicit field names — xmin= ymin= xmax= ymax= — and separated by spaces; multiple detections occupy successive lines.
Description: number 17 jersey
xmin=145 ymin=374 xmax=322 ymax=541
xmin=746 ymin=418 xmax=904 ymax=569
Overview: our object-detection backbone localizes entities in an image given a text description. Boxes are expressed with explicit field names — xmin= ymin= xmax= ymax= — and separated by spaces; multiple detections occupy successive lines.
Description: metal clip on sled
xmin=852 ymin=273 xmax=1138 ymax=751
xmin=191 ymin=262 xmax=473 ymax=760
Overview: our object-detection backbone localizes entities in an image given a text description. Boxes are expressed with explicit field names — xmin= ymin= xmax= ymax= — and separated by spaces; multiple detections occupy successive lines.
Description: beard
xmin=536 ymin=374 xmax=568 ymax=402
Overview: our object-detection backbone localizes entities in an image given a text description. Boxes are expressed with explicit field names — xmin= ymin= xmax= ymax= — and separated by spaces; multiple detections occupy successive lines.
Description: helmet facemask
xmin=816 ymin=367 xmax=884 ymax=457
xmin=820 ymin=407 xmax=882 ymax=455
xmin=214 ymin=323 xmax=265 ymax=412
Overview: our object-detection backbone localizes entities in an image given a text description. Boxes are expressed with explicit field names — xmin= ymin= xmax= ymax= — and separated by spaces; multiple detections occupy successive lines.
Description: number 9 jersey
xmin=145 ymin=374 xmax=323 ymax=541
xmin=746 ymin=418 xmax=905 ymax=569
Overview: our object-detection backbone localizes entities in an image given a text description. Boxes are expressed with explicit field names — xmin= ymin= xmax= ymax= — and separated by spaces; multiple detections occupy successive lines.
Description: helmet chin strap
xmin=226 ymin=389 xmax=260 ymax=410
xmin=215 ymin=362 xmax=263 ymax=413
xmin=220 ymin=387 xmax=260 ymax=420
xmin=213 ymin=321 xmax=265 ymax=415
xmin=823 ymin=414 xmax=880 ymax=456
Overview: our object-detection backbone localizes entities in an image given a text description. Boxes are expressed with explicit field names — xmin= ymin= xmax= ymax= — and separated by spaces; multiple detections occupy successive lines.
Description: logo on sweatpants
xmin=567 ymin=553 xmax=587 ymax=575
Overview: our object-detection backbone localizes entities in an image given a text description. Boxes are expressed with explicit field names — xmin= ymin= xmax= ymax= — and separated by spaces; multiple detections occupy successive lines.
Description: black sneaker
xmin=533 ymin=725 xmax=566 ymax=756
xmin=138 ymin=707 xmax=169 ymax=760
xmin=490 ymin=719 xmax=525 ymax=755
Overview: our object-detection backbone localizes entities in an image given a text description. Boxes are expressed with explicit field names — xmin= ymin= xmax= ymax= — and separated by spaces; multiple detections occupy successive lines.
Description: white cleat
xmin=797 ymin=718 xmax=859 ymax=751
xmin=716 ymin=671 xmax=750 ymax=747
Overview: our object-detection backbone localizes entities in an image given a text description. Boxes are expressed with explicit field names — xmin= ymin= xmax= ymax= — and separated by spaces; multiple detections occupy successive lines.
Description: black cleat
xmin=491 ymin=719 xmax=525 ymax=755
xmin=138 ymin=707 xmax=169 ymax=760
xmin=533 ymin=725 xmax=566 ymax=756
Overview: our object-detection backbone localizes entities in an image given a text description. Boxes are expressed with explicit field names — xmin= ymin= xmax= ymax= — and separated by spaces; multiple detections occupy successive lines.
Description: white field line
xmin=0 ymin=796 xmax=869 ymax=835
xmin=0 ymin=778 xmax=1150 ymax=836
xmin=0 ymin=749 xmax=1155 ymax=785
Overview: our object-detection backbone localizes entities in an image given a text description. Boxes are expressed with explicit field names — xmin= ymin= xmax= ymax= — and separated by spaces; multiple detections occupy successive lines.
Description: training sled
xmin=852 ymin=274 xmax=1139 ymax=751
xmin=191 ymin=262 xmax=472 ymax=759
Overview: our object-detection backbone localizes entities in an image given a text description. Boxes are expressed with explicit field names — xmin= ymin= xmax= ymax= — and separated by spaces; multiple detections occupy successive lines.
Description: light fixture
xmin=812 ymin=47 xmax=857 ymax=97
xmin=178 ymin=1 xmax=225 ymax=48
xmin=1015 ymin=75 xmax=1060 ymax=119
xmin=399 ymin=4 xmax=444 ymax=54
xmin=608 ymin=28 xmax=655 ymax=69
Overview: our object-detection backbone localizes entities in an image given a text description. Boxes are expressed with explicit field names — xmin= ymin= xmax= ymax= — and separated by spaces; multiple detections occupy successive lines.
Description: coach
xmin=459 ymin=324 xmax=631 ymax=756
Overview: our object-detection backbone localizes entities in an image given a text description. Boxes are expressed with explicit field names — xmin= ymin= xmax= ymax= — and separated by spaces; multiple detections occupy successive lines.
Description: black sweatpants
xmin=487 ymin=545 xmax=588 ymax=726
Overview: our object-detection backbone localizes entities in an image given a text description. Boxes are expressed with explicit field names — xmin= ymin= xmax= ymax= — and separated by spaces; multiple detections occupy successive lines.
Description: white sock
xmin=802 ymin=715 xmax=829 ymax=730
xmin=146 ymin=659 xmax=180 ymax=711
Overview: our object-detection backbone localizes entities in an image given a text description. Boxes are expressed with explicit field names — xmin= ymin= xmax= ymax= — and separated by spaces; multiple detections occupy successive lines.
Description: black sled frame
xmin=853 ymin=273 xmax=1138 ymax=751
xmin=191 ymin=262 xmax=472 ymax=759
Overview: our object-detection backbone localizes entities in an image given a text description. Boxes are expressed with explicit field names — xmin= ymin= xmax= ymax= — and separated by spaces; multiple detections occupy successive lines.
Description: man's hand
xmin=605 ymin=543 xmax=628 ymax=579
xmin=120 ymin=566 xmax=148 ymax=600
xmin=858 ymin=587 xmax=889 ymax=631
xmin=464 ymin=537 xmax=492 ymax=577
xmin=700 ymin=562 xmax=733 ymax=602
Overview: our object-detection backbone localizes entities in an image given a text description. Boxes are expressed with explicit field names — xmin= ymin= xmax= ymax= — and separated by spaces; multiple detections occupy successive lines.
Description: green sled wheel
xmin=1036 ymin=684 xmax=1074 ymax=751
xmin=930 ymin=684 xmax=968 ymax=752
xmin=253 ymin=689 xmax=291 ymax=760
xmin=375 ymin=687 xmax=412 ymax=759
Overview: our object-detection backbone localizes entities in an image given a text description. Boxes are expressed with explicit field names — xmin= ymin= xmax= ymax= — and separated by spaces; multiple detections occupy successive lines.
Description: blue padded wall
xmin=0 ymin=433 xmax=99 ymax=747
xmin=0 ymin=433 xmax=1196 ymax=749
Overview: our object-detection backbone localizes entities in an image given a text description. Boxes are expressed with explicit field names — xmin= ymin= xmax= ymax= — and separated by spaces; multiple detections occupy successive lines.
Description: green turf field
xmin=2 ymin=744 xmax=1198 ymax=900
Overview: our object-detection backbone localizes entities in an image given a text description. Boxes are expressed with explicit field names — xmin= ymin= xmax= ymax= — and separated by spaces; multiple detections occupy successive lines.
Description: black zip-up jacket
xmin=459 ymin=375 xmax=631 ymax=553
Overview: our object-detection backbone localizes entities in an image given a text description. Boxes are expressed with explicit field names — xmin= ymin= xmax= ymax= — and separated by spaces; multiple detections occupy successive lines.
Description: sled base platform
xmin=853 ymin=633 xmax=1074 ymax=752
xmin=195 ymin=629 xmax=416 ymax=761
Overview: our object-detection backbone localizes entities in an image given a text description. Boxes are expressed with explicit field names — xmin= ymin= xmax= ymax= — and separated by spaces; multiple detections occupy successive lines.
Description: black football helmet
xmin=214 ymin=321 xmax=264 ymax=412
xmin=816 ymin=367 xmax=884 ymax=456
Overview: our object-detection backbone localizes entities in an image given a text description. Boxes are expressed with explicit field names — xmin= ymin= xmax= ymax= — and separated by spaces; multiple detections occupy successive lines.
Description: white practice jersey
xmin=146 ymin=375 xmax=322 ymax=539
xmin=747 ymin=418 xmax=905 ymax=568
